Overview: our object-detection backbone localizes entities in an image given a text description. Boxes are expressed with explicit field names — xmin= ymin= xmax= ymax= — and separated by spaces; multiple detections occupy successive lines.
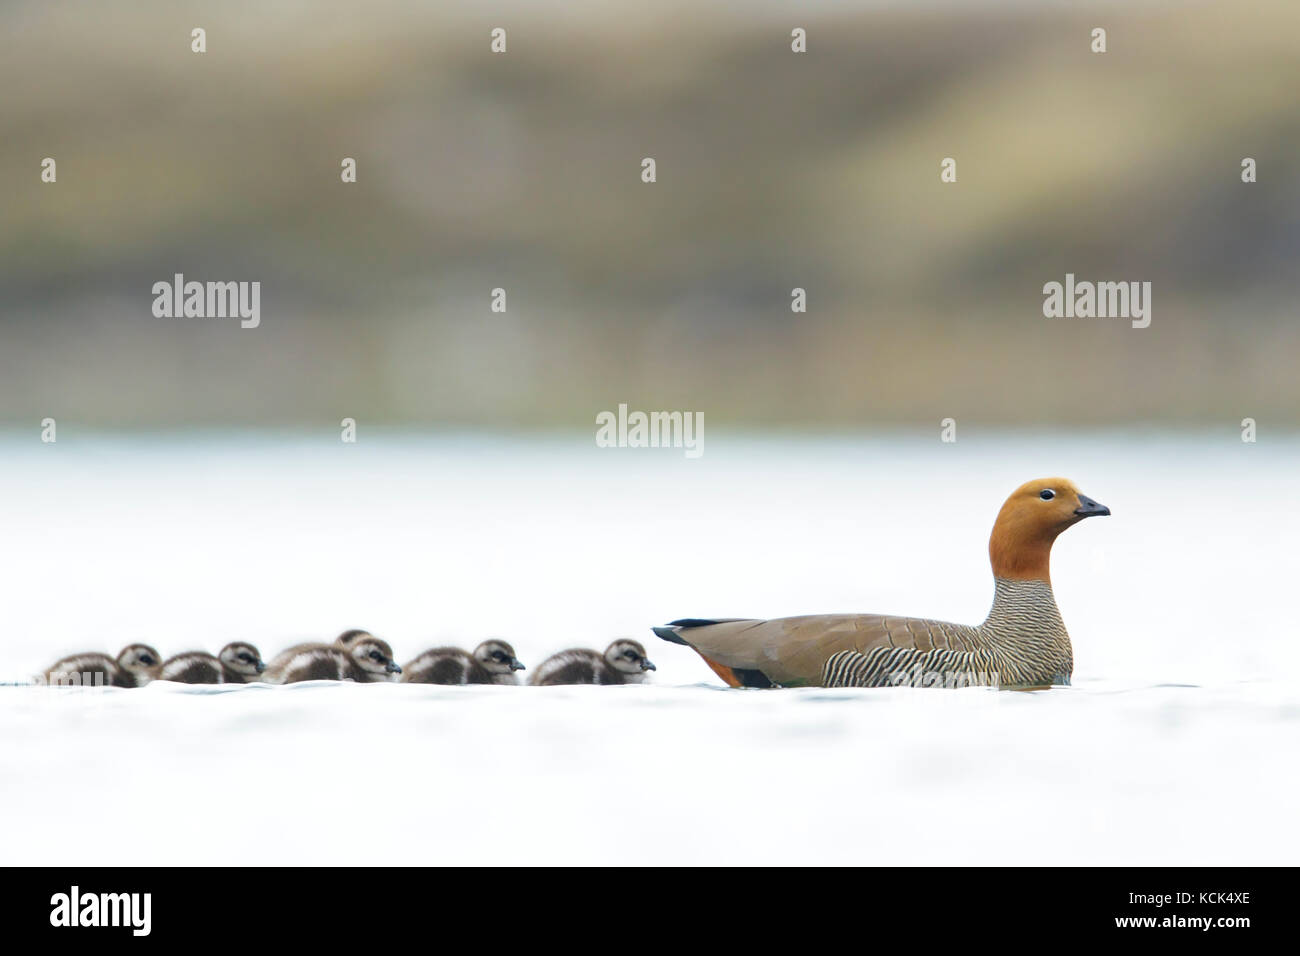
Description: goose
xmin=652 ymin=477 xmax=1109 ymax=690
xmin=401 ymin=640 xmax=525 ymax=685
xmin=530 ymin=639 xmax=656 ymax=686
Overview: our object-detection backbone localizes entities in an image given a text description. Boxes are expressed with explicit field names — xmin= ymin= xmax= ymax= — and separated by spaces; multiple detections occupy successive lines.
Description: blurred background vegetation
xmin=1 ymin=0 xmax=1297 ymax=428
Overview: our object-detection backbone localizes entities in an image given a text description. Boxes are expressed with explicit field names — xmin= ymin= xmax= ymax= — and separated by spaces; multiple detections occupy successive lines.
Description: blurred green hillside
xmin=2 ymin=0 xmax=1297 ymax=427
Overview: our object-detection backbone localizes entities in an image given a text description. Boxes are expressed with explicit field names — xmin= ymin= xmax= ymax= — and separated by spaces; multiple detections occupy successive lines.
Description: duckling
xmin=263 ymin=629 xmax=378 ymax=676
xmin=334 ymin=628 xmax=375 ymax=648
xmin=401 ymin=639 xmax=525 ymax=685
xmin=42 ymin=644 xmax=162 ymax=688
xmin=529 ymin=639 xmax=656 ymax=686
xmin=160 ymin=642 xmax=267 ymax=684
xmin=264 ymin=635 xmax=401 ymax=685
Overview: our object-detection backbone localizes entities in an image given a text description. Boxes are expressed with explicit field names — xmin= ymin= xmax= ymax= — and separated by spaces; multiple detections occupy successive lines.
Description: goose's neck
xmin=982 ymin=577 xmax=1063 ymax=627
xmin=976 ymin=577 xmax=1073 ymax=685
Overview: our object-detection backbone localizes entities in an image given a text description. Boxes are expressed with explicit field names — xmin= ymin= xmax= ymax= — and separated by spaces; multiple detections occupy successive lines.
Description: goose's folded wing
xmin=660 ymin=614 xmax=976 ymax=686
xmin=822 ymin=646 xmax=999 ymax=688
xmin=760 ymin=616 xmax=888 ymax=686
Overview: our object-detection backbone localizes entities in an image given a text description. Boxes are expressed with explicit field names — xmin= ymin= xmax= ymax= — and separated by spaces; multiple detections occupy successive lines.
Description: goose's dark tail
xmin=650 ymin=620 xmax=774 ymax=689
xmin=652 ymin=626 xmax=689 ymax=645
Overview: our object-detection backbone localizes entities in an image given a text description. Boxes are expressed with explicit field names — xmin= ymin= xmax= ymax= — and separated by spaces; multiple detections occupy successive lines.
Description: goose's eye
xmin=140 ymin=655 xmax=154 ymax=666
xmin=1039 ymin=490 xmax=1056 ymax=501
xmin=625 ymin=651 xmax=638 ymax=660
xmin=238 ymin=654 xmax=253 ymax=663
xmin=370 ymin=651 xmax=383 ymax=662
xmin=492 ymin=652 xmax=507 ymax=662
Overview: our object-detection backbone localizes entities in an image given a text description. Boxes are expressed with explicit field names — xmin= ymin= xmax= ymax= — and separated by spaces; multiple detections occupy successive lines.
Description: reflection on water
xmin=1 ymin=676 xmax=1296 ymax=865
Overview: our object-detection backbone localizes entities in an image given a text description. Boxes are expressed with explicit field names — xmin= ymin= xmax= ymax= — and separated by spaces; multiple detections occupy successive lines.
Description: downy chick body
xmin=529 ymin=640 xmax=656 ymax=686
xmin=42 ymin=644 xmax=163 ymax=688
xmin=264 ymin=636 xmax=401 ymax=684
xmin=160 ymin=642 xmax=266 ymax=684
xmin=401 ymin=639 xmax=524 ymax=685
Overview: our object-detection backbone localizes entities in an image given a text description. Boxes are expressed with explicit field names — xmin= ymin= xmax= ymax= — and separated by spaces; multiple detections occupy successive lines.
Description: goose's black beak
xmin=640 ymin=658 xmax=657 ymax=672
xmin=510 ymin=658 xmax=525 ymax=671
xmin=386 ymin=661 xmax=402 ymax=674
xmin=1074 ymin=494 xmax=1111 ymax=518
xmin=255 ymin=661 xmax=267 ymax=673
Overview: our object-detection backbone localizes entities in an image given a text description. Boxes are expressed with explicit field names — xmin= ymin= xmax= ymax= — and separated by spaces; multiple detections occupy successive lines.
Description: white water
xmin=1 ymin=431 xmax=1296 ymax=864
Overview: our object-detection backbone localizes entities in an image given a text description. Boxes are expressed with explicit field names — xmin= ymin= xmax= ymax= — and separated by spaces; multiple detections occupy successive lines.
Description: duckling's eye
xmin=1039 ymin=489 xmax=1056 ymax=501
xmin=625 ymin=651 xmax=638 ymax=660
xmin=140 ymin=655 xmax=155 ymax=665
xmin=370 ymin=651 xmax=383 ymax=662
xmin=238 ymin=653 xmax=253 ymax=663
xmin=492 ymin=652 xmax=507 ymax=662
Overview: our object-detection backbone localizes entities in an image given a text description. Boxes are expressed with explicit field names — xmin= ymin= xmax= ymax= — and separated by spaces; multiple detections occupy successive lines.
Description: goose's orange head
xmin=988 ymin=478 xmax=1109 ymax=583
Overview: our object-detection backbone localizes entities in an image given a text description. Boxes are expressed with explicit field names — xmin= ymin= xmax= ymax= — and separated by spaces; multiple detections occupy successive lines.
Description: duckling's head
xmin=219 ymin=642 xmax=266 ymax=681
xmin=605 ymin=639 xmax=656 ymax=676
xmin=349 ymin=637 xmax=402 ymax=680
xmin=474 ymin=639 xmax=525 ymax=675
xmin=116 ymin=644 xmax=162 ymax=684
xmin=989 ymin=478 xmax=1110 ymax=583
xmin=335 ymin=629 xmax=374 ymax=648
